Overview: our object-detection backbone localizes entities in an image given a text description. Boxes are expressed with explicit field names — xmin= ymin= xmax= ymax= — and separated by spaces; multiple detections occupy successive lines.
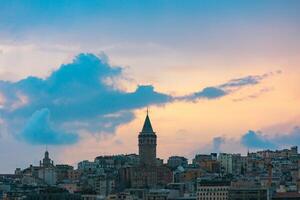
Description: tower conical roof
xmin=140 ymin=113 xmax=155 ymax=134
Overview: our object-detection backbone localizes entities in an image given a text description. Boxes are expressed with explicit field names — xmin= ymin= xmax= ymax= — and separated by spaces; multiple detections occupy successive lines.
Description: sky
xmin=0 ymin=0 xmax=300 ymax=173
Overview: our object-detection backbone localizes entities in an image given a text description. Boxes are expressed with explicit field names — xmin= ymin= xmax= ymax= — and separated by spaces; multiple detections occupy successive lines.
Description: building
xmin=40 ymin=150 xmax=54 ymax=168
xmin=68 ymin=169 xmax=82 ymax=181
xmin=228 ymin=188 xmax=269 ymax=200
xmin=229 ymin=180 xmax=269 ymax=200
xmin=256 ymin=146 xmax=298 ymax=159
xmin=147 ymin=189 xmax=180 ymax=200
xmin=24 ymin=186 xmax=81 ymax=200
xmin=78 ymin=160 xmax=97 ymax=173
xmin=93 ymin=174 xmax=115 ymax=196
xmin=38 ymin=167 xmax=57 ymax=185
xmin=272 ymin=192 xmax=300 ymax=200
xmin=124 ymin=188 xmax=148 ymax=200
xmin=20 ymin=150 xmax=57 ymax=186
xmin=197 ymin=178 xmax=230 ymax=200
xmin=82 ymin=194 xmax=105 ymax=200
xmin=167 ymin=156 xmax=188 ymax=169
xmin=193 ymin=154 xmax=217 ymax=166
xmin=56 ymin=164 xmax=74 ymax=182
xmin=38 ymin=151 xmax=57 ymax=185
xmin=138 ymin=110 xmax=157 ymax=167
xmin=21 ymin=165 xmax=41 ymax=178
xmin=218 ymin=153 xmax=242 ymax=175
xmin=120 ymin=112 xmax=172 ymax=189
xmin=175 ymin=168 xmax=205 ymax=183
xmin=106 ymin=192 xmax=135 ymax=200
xmin=16 ymin=150 xmax=57 ymax=185
xmin=94 ymin=154 xmax=140 ymax=170
xmin=58 ymin=182 xmax=79 ymax=194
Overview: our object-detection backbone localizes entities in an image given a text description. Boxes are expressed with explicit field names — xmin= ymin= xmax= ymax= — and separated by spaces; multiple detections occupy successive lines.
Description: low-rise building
xmin=229 ymin=187 xmax=269 ymax=200
xmin=229 ymin=180 xmax=269 ymax=200
xmin=167 ymin=156 xmax=188 ymax=169
xmin=272 ymin=192 xmax=300 ymax=200
xmin=147 ymin=189 xmax=180 ymax=200
xmin=197 ymin=178 xmax=230 ymax=200
xmin=56 ymin=164 xmax=74 ymax=182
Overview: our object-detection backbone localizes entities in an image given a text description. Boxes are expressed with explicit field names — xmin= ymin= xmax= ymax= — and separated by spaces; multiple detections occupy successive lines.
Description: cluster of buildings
xmin=1 ymin=113 xmax=300 ymax=199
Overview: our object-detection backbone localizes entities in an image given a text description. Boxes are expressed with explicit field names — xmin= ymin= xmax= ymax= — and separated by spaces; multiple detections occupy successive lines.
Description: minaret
xmin=138 ymin=110 xmax=157 ymax=166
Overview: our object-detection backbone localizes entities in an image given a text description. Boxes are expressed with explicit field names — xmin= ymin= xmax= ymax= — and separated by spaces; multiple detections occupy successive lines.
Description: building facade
xmin=197 ymin=179 xmax=230 ymax=200
xmin=120 ymin=112 xmax=172 ymax=189
xmin=218 ymin=153 xmax=242 ymax=175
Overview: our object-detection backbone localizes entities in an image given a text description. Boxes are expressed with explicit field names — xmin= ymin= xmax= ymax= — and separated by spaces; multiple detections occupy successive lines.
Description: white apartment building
xmin=218 ymin=153 xmax=242 ymax=175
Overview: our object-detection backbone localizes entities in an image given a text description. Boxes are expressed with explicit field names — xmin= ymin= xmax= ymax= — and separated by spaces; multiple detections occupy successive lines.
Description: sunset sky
xmin=0 ymin=0 xmax=300 ymax=173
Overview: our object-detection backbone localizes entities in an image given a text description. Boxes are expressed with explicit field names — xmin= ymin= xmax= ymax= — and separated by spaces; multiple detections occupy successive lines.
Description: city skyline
xmin=0 ymin=0 xmax=300 ymax=174
xmin=13 ymin=110 xmax=300 ymax=167
xmin=6 ymin=112 xmax=299 ymax=199
xmin=13 ymin=112 xmax=300 ymax=172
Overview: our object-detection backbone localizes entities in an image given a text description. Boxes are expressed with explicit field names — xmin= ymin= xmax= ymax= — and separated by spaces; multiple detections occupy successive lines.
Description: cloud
xmin=241 ymin=127 xmax=300 ymax=150
xmin=0 ymin=53 xmax=171 ymax=145
xmin=20 ymin=108 xmax=79 ymax=145
xmin=212 ymin=137 xmax=225 ymax=153
xmin=219 ymin=71 xmax=281 ymax=89
xmin=195 ymin=126 xmax=300 ymax=156
xmin=0 ymin=53 xmax=277 ymax=146
xmin=182 ymin=87 xmax=227 ymax=101
xmin=233 ymin=87 xmax=273 ymax=102
xmin=269 ymin=126 xmax=300 ymax=147
xmin=219 ymin=75 xmax=262 ymax=88
xmin=180 ymin=71 xmax=280 ymax=101
xmin=63 ymin=111 xmax=135 ymax=134
xmin=192 ymin=136 xmax=226 ymax=155
xmin=202 ymin=127 xmax=300 ymax=153
xmin=241 ymin=130 xmax=276 ymax=149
